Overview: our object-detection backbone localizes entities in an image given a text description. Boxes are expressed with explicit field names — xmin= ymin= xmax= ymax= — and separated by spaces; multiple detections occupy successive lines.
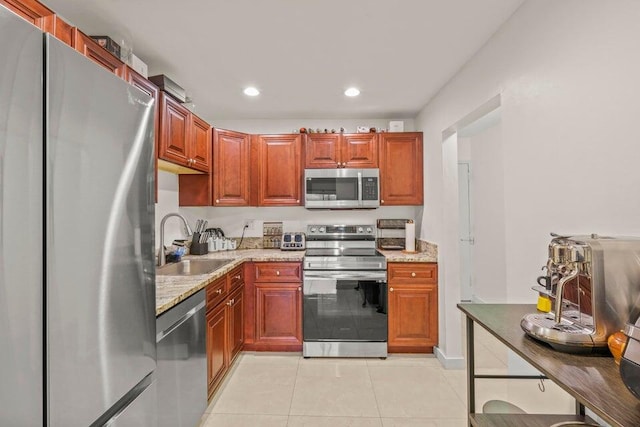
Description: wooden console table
xmin=458 ymin=303 xmax=640 ymax=427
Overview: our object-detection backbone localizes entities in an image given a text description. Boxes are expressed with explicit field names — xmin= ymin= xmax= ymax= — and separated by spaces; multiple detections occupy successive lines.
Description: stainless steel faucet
xmin=157 ymin=213 xmax=193 ymax=267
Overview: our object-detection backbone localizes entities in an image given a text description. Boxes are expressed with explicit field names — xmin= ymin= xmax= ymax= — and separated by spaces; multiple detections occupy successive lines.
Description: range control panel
xmin=280 ymin=232 xmax=306 ymax=250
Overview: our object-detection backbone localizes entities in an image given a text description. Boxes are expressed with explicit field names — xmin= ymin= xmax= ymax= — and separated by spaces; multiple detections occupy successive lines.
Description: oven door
xmin=303 ymin=270 xmax=387 ymax=343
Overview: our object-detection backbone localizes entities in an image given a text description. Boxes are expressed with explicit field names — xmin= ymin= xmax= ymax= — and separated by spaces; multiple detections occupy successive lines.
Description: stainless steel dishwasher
xmin=156 ymin=289 xmax=207 ymax=427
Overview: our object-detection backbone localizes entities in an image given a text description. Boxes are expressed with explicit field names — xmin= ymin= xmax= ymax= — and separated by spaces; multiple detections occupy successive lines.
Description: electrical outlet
xmin=244 ymin=219 xmax=255 ymax=230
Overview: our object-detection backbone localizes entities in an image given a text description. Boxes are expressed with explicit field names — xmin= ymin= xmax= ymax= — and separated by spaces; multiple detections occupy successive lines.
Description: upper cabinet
xmin=158 ymin=92 xmax=210 ymax=173
xmin=74 ymin=29 xmax=125 ymax=77
xmin=213 ymin=129 xmax=251 ymax=206
xmin=253 ymin=134 xmax=302 ymax=206
xmin=379 ymin=132 xmax=423 ymax=206
xmin=1 ymin=0 xmax=74 ymax=47
xmin=304 ymin=133 xmax=377 ymax=168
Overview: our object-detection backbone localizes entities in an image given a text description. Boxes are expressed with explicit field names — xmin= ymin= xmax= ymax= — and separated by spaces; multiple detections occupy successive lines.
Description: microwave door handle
xmin=357 ymin=171 xmax=363 ymax=206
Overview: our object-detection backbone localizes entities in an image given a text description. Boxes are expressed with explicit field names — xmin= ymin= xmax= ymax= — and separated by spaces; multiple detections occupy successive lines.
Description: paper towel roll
xmin=405 ymin=221 xmax=416 ymax=252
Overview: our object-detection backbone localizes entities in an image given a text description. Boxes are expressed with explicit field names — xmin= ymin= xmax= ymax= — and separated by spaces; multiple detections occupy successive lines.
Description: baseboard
xmin=435 ymin=346 xmax=465 ymax=369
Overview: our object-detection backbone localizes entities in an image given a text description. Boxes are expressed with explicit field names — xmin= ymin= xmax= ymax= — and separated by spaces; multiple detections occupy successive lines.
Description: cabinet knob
xmin=296 ymin=199 xmax=300 ymax=203
xmin=342 ymin=162 xmax=346 ymax=167
xmin=215 ymin=199 xmax=220 ymax=203
xmin=227 ymin=300 xmax=232 ymax=306
xmin=411 ymin=272 xmax=416 ymax=277
xmin=381 ymin=199 xmax=384 ymax=204
xmin=390 ymin=287 xmax=394 ymax=292
xmin=298 ymin=286 xmax=301 ymax=291
xmin=276 ymin=271 xmax=280 ymax=276
xmin=216 ymin=288 xmax=223 ymax=294
xmin=234 ymin=275 xmax=241 ymax=280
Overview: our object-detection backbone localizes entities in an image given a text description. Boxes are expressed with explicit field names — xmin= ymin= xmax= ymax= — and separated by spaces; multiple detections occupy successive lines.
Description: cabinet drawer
xmin=388 ymin=263 xmax=437 ymax=284
xmin=206 ymin=276 xmax=227 ymax=309
xmin=254 ymin=262 xmax=302 ymax=282
xmin=227 ymin=266 xmax=244 ymax=292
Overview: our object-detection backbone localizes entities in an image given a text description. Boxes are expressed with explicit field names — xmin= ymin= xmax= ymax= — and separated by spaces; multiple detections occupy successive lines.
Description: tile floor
xmin=199 ymin=328 xmax=575 ymax=427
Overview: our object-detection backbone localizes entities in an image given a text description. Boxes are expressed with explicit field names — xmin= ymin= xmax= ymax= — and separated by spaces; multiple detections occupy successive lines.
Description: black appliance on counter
xmin=302 ymin=224 xmax=387 ymax=358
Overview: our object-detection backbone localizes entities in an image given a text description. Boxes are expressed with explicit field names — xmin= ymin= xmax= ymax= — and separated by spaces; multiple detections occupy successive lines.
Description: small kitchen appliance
xmin=521 ymin=234 xmax=640 ymax=353
xmin=621 ymin=316 xmax=640 ymax=399
xmin=303 ymin=224 xmax=387 ymax=358
xmin=280 ymin=232 xmax=306 ymax=250
xmin=304 ymin=168 xmax=380 ymax=209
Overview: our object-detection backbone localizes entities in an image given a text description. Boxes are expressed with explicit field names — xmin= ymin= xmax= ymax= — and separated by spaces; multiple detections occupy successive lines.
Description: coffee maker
xmin=521 ymin=234 xmax=640 ymax=353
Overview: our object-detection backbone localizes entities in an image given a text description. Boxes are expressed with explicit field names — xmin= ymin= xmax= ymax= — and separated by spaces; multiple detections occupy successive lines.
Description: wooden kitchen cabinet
xmin=387 ymin=262 xmax=438 ymax=353
xmin=205 ymin=267 xmax=245 ymax=400
xmin=74 ymin=29 xmax=125 ymax=77
xmin=255 ymin=283 xmax=302 ymax=347
xmin=304 ymin=133 xmax=378 ymax=168
xmin=213 ymin=129 xmax=251 ymax=206
xmin=253 ymin=134 xmax=302 ymax=206
xmin=244 ymin=262 xmax=303 ymax=351
xmin=379 ymin=132 xmax=423 ymax=205
xmin=206 ymin=299 xmax=226 ymax=400
xmin=158 ymin=92 xmax=211 ymax=173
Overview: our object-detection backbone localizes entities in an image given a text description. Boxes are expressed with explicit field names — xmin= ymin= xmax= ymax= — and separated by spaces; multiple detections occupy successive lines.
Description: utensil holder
xmin=190 ymin=241 xmax=208 ymax=255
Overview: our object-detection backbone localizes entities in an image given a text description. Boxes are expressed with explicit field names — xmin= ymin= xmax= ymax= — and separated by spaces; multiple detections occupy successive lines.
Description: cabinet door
xmin=379 ymin=132 xmax=423 ymax=205
xmin=388 ymin=284 xmax=438 ymax=352
xmin=74 ymin=29 xmax=125 ymax=77
xmin=254 ymin=134 xmax=302 ymax=206
xmin=159 ymin=93 xmax=190 ymax=167
xmin=304 ymin=133 xmax=340 ymax=168
xmin=0 ymin=0 xmax=52 ymax=29
xmin=213 ymin=129 xmax=251 ymax=206
xmin=206 ymin=302 xmax=227 ymax=399
xmin=342 ymin=133 xmax=378 ymax=168
xmin=227 ymin=287 xmax=244 ymax=364
xmin=189 ymin=114 xmax=211 ymax=172
xmin=255 ymin=283 xmax=302 ymax=345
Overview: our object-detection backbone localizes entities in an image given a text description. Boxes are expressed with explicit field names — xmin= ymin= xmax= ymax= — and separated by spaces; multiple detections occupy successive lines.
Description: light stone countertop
xmin=156 ymin=247 xmax=438 ymax=316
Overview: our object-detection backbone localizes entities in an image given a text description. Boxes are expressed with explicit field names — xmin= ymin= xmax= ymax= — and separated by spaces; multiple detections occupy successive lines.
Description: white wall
xmin=155 ymin=116 xmax=420 ymax=249
xmin=416 ymin=0 xmax=640 ymax=365
xmin=468 ymin=120 xmax=507 ymax=303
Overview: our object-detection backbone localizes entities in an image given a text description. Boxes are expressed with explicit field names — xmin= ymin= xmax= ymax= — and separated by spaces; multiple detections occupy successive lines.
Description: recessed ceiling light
xmin=243 ymin=87 xmax=260 ymax=96
xmin=344 ymin=87 xmax=360 ymax=97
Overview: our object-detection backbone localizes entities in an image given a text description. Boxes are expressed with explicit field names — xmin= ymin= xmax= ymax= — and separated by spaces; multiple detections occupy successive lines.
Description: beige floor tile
xmin=369 ymin=366 xmax=466 ymax=418
xmin=288 ymin=416 xmax=383 ymax=426
xmin=211 ymin=362 xmax=298 ymax=415
xmin=381 ymin=418 xmax=467 ymax=427
xmin=200 ymin=413 xmax=288 ymax=427
xmin=290 ymin=374 xmax=379 ymax=417
xmin=240 ymin=352 xmax=302 ymax=365
xmin=366 ymin=355 xmax=442 ymax=367
xmin=297 ymin=360 xmax=371 ymax=379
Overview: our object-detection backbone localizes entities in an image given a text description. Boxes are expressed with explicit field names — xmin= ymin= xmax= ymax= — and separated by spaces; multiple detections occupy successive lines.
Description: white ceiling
xmin=43 ymin=0 xmax=523 ymax=122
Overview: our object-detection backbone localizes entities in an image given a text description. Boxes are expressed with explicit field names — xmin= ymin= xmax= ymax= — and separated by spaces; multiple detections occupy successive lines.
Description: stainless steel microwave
xmin=304 ymin=168 xmax=380 ymax=209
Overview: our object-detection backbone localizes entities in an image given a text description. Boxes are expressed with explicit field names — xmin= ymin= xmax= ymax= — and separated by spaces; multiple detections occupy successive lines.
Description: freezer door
xmin=0 ymin=6 xmax=44 ymax=427
xmin=45 ymin=36 xmax=156 ymax=426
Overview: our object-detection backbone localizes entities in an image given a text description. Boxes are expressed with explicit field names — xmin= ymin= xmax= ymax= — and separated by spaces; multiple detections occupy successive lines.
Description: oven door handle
xmin=303 ymin=270 xmax=387 ymax=281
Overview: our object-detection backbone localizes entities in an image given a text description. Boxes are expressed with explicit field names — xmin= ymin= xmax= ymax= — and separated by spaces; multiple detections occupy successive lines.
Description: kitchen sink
xmin=157 ymin=259 xmax=233 ymax=276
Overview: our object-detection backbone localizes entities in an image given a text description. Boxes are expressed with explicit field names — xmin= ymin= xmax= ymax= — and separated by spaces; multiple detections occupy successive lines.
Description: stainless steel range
xmin=303 ymin=224 xmax=388 ymax=358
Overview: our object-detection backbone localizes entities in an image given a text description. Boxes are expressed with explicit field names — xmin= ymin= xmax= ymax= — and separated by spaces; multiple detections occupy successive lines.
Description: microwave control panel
xmin=362 ymin=177 xmax=379 ymax=201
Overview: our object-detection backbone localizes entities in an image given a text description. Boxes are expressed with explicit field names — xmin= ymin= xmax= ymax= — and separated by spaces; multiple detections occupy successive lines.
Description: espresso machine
xmin=521 ymin=234 xmax=640 ymax=353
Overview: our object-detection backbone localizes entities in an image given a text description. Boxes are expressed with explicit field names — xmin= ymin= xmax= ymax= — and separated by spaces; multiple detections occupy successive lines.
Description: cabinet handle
xmin=390 ymin=287 xmax=394 ymax=292
xmin=276 ymin=271 xmax=280 ymax=276
xmin=234 ymin=275 xmax=241 ymax=280
xmin=411 ymin=272 xmax=416 ymax=277
xmin=216 ymin=288 xmax=223 ymax=294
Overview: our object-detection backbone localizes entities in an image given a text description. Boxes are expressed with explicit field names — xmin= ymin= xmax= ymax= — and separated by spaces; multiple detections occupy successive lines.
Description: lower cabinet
xmin=255 ymin=283 xmax=302 ymax=346
xmin=205 ymin=267 xmax=245 ymax=400
xmin=387 ymin=263 xmax=438 ymax=353
xmin=244 ymin=261 xmax=303 ymax=351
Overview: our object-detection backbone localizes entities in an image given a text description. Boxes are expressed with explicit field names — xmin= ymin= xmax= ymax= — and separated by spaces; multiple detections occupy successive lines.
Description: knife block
xmin=189 ymin=233 xmax=209 ymax=255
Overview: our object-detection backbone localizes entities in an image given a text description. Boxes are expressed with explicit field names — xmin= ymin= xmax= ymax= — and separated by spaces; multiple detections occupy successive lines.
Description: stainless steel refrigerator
xmin=0 ymin=6 xmax=157 ymax=426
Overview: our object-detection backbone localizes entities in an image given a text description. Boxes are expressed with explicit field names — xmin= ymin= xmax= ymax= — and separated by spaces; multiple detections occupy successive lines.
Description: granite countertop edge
xmin=156 ymin=248 xmax=438 ymax=316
